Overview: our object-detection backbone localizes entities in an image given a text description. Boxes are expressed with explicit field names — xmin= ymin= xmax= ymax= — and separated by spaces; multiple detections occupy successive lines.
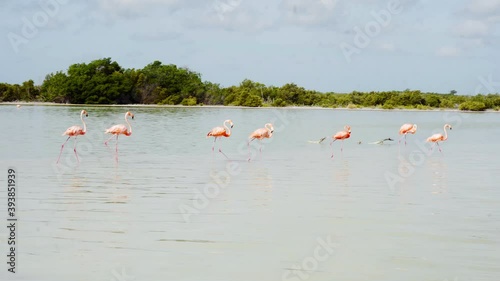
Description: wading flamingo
xmin=426 ymin=124 xmax=452 ymax=153
xmin=57 ymin=110 xmax=88 ymax=164
xmin=207 ymin=119 xmax=234 ymax=158
xmin=399 ymin=123 xmax=417 ymax=145
xmin=330 ymin=125 xmax=351 ymax=159
xmin=248 ymin=123 xmax=274 ymax=161
xmin=104 ymin=111 xmax=134 ymax=160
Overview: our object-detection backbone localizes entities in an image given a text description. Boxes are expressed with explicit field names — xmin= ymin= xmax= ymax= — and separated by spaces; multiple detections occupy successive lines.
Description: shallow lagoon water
xmin=0 ymin=105 xmax=499 ymax=281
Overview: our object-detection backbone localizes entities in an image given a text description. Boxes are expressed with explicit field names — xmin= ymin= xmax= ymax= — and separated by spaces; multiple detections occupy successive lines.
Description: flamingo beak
xmin=85 ymin=114 xmax=88 ymax=117
xmin=231 ymin=125 xmax=234 ymax=128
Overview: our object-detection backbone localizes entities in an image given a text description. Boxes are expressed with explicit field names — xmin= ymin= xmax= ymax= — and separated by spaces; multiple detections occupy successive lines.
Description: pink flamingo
xmin=207 ymin=119 xmax=234 ymax=158
xmin=330 ymin=125 xmax=351 ymax=159
xmin=248 ymin=123 xmax=274 ymax=161
xmin=104 ymin=111 xmax=134 ymax=160
xmin=426 ymin=124 xmax=452 ymax=153
xmin=57 ymin=110 xmax=88 ymax=164
xmin=399 ymin=123 xmax=417 ymax=145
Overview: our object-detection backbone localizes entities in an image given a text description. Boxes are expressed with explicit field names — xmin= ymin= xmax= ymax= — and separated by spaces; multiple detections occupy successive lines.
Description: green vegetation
xmin=1 ymin=58 xmax=499 ymax=111
xmin=458 ymin=101 xmax=487 ymax=111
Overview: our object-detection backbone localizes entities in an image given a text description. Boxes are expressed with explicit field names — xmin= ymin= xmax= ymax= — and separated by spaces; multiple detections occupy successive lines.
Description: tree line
xmin=1 ymin=58 xmax=499 ymax=111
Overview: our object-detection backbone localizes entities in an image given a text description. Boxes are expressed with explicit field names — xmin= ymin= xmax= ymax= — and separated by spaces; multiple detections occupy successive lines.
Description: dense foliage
xmin=1 ymin=58 xmax=499 ymax=111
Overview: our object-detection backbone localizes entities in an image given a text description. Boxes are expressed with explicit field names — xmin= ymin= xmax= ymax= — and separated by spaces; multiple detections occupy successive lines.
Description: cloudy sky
xmin=1 ymin=0 xmax=499 ymax=94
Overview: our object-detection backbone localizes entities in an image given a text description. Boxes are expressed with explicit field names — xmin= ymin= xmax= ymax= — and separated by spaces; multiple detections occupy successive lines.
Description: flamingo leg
xmin=247 ymin=140 xmax=251 ymax=161
xmin=340 ymin=140 xmax=344 ymax=152
xmin=216 ymin=138 xmax=229 ymax=159
xmin=258 ymin=140 xmax=263 ymax=160
xmin=330 ymin=139 xmax=336 ymax=158
xmin=212 ymin=137 xmax=217 ymax=152
xmin=56 ymin=136 xmax=71 ymax=164
xmin=115 ymin=135 xmax=119 ymax=162
xmin=247 ymin=138 xmax=255 ymax=161
xmin=218 ymin=147 xmax=229 ymax=159
xmin=398 ymin=134 xmax=407 ymax=146
xmin=73 ymin=136 xmax=79 ymax=163
xmin=437 ymin=142 xmax=442 ymax=153
xmin=104 ymin=135 xmax=115 ymax=146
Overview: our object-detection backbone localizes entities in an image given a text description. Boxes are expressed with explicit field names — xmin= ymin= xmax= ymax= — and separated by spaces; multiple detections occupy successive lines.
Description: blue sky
xmin=1 ymin=0 xmax=499 ymax=94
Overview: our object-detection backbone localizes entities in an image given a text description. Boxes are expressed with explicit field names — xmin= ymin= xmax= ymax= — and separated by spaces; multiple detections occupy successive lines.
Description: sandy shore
xmin=1 ymin=101 xmax=498 ymax=112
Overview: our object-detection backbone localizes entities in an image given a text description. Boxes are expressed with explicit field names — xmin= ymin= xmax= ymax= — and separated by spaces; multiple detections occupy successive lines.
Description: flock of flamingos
xmin=55 ymin=109 xmax=453 ymax=163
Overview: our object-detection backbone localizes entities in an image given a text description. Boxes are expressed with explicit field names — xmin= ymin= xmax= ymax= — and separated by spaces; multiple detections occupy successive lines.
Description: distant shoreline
xmin=2 ymin=101 xmax=499 ymax=113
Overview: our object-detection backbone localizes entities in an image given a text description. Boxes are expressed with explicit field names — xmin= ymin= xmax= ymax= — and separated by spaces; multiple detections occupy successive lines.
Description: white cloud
xmin=280 ymin=0 xmax=340 ymax=26
xmin=97 ymin=0 xmax=179 ymax=12
xmin=451 ymin=0 xmax=500 ymax=53
xmin=436 ymin=46 xmax=461 ymax=57
xmin=130 ymin=30 xmax=181 ymax=41
xmin=462 ymin=38 xmax=485 ymax=48
xmin=183 ymin=1 xmax=276 ymax=32
xmin=465 ymin=0 xmax=500 ymax=16
xmin=201 ymin=11 xmax=275 ymax=32
xmin=88 ymin=0 xmax=182 ymax=20
xmin=319 ymin=0 xmax=340 ymax=10
xmin=454 ymin=20 xmax=489 ymax=37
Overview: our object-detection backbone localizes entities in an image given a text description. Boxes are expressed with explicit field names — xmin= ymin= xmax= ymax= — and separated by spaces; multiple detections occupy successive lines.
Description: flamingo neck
xmin=81 ymin=112 xmax=87 ymax=133
xmin=125 ymin=114 xmax=132 ymax=134
xmin=443 ymin=125 xmax=448 ymax=140
xmin=224 ymin=121 xmax=231 ymax=136
xmin=265 ymin=124 xmax=272 ymax=132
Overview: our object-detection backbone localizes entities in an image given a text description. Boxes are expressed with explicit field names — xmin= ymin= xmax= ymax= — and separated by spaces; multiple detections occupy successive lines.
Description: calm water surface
xmin=0 ymin=105 xmax=499 ymax=281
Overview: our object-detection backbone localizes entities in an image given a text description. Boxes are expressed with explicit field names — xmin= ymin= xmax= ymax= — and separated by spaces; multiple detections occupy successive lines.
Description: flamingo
xmin=207 ymin=119 xmax=234 ymax=158
xmin=57 ymin=110 xmax=88 ymax=164
xmin=308 ymin=137 xmax=327 ymax=144
xmin=368 ymin=138 xmax=394 ymax=145
xmin=248 ymin=123 xmax=274 ymax=161
xmin=330 ymin=125 xmax=351 ymax=159
xmin=426 ymin=124 xmax=452 ymax=153
xmin=399 ymin=123 xmax=417 ymax=145
xmin=104 ymin=111 xmax=134 ymax=160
